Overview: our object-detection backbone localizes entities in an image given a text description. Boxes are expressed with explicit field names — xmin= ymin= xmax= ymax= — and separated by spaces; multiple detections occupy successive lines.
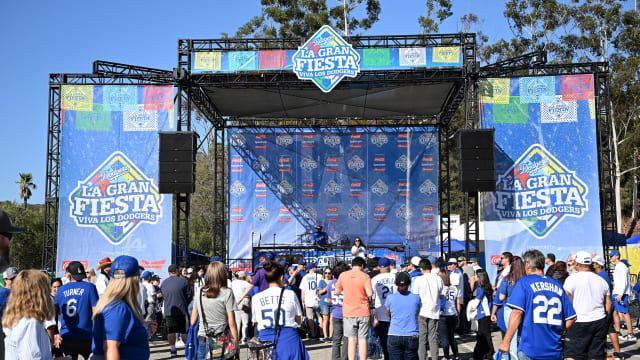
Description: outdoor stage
xmin=43 ymin=28 xmax=619 ymax=277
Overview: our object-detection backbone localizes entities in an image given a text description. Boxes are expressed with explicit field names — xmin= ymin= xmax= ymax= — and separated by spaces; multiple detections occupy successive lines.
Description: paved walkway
xmin=149 ymin=330 xmax=640 ymax=359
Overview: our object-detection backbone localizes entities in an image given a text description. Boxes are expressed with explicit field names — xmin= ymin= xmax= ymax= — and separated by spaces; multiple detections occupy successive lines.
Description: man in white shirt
xmin=412 ymin=258 xmax=444 ymax=360
xmin=495 ymin=252 xmax=512 ymax=289
xmin=231 ymin=271 xmax=251 ymax=343
xmin=95 ymin=257 xmax=111 ymax=296
xmin=371 ymin=258 xmax=396 ymax=360
xmin=609 ymin=249 xmax=636 ymax=340
xmin=141 ymin=271 xmax=158 ymax=337
xmin=563 ymin=251 xmax=611 ymax=359
xmin=300 ymin=262 xmax=322 ymax=338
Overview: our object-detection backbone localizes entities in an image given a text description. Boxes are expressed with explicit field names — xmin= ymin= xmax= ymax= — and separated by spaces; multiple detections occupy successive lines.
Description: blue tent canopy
xmin=627 ymin=233 xmax=640 ymax=245
xmin=368 ymin=226 xmax=406 ymax=245
xmin=605 ymin=231 xmax=626 ymax=247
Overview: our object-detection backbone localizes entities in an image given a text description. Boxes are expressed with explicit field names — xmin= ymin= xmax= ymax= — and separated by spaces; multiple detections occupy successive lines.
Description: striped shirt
xmin=4 ymin=317 xmax=53 ymax=360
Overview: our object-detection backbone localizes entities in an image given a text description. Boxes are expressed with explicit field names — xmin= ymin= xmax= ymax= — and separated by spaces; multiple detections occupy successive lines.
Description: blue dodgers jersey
xmin=56 ymin=281 xmax=99 ymax=340
xmin=92 ymin=301 xmax=150 ymax=359
xmin=506 ymin=274 xmax=576 ymax=360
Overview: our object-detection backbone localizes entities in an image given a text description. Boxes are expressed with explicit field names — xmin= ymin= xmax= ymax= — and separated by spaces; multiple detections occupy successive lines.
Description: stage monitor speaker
xmin=456 ymin=129 xmax=496 ymax=192
xmin=159 ymin=131 xmax=197 ymax=194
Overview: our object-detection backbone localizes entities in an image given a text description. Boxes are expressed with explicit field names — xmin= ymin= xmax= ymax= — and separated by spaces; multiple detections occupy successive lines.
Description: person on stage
xmin=313 ymin=225 xmax=329 ymax=246
xmin=351 ymin=237 xmax=371 ymax=259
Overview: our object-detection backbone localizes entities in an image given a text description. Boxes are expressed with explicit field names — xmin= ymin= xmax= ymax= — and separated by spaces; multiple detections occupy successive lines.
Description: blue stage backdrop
xmin=228 ymin=127 xmax=439 ymax=263
xmin=480 ymin=75 xmax=602 ymax=280
xmin=57 ymin=85 xmax=175 ymax=278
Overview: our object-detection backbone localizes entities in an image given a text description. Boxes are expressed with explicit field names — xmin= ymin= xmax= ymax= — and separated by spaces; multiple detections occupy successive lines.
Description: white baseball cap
xmin=575 ymin=251 xmax=592 ymax=265
xmin=592 ymin=255 xmax=605 ymax=266
xmin=447 ymin=258 xmax=458 ymax=265
xmin=472 ymin=265 xmax=482 ymax=271
xmin=411 ymin=256 xmax=421 ymax=266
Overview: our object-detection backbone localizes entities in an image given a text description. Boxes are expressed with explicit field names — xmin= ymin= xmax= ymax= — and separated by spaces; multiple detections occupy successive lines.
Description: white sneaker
xmin=625 ymin=334 xmax=636 ymax=341
xmin=175 ymin=339 xmax=185 ymax=348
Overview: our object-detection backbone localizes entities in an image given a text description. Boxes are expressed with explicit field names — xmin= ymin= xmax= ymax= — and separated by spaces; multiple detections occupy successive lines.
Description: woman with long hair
xmin=190 ymin=261 xmax=238 ymax=360
xmin=471 ymin=269 xmax=494 ymax=360
xmin=548 ymin=261 xmax=569 ymax=285
xmin=91 ymin=255 xmax=150 ymax=360
xmin=492 ymin=256 xmax=525 ymax=359
xmin=350 ymin=237 xmax=368 ymax=258
xmin=85 ymin=268 xmax=97 ymax=284
xmin=438 ymin=270 xmax=460 ymax=360
xmin=3 ymin=270 xmax=55 ymax=360
xmin=252 ymin=261 xmax=309 ymax=360
xmin=318 ymin=267 xmax=333 ymax=342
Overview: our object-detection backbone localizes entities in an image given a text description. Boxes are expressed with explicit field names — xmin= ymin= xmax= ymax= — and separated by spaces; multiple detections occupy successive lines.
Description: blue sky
xmin=0 ymin=0 xmax=521 ymax=203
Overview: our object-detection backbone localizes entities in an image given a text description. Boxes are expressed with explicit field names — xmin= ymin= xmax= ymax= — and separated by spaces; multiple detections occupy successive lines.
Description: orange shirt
xmin=335 ymin=269 xmax=373 ymax=317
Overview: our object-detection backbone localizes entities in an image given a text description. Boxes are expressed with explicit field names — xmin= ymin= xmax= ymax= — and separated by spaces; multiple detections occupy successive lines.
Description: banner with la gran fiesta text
xmin=227 ymin=128 xmax=439 ymax=262
xmin=56 ymin=85 xmax=175 ymax=278
xmin=480 ymin=75 xmax=602 ymax=281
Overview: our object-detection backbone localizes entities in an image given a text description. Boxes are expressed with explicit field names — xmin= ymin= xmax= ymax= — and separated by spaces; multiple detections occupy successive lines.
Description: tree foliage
xmin=0 ymin=202 xmax=44 ymax=271
xmin=233 ymin=0 xmax=381 ymax=38
xmin=418 ymin=0 xmax=453 ymax=34
xmin=16 ymin=173 xmax=36 ymax=209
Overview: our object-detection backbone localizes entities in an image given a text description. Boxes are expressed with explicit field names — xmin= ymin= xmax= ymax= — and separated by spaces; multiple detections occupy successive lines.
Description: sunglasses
xmin=324 ymin=271 xmax=332 ymax=274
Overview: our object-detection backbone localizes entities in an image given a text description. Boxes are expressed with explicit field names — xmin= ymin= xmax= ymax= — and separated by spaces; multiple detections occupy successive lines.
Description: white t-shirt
xmin=300 ymin=272 xmax=321 ymax=308
xmin=612 ymin=261 xmax=631 ymax=296
xmin=351 ymin=246 xmax=367 ymax=258
xmin=251 ymin=287 xmax=302 ymax=331
xmin=449 ymin=269 xmax=464 ymax=301
xmin=231 ymin=279 xmax=251 ymax=307
xmin=564 ymin=271 xmax=610 ymax=322
xmin=442 ymin=285 xmax=460 ymax=316
xmin=95 ymin=273 xmax=109 ymax=296
xmin=371 ymin=272 xmax=397 ymax=322
xmin=143 ymin=281 xmax=156 ymax=303
xmin=138 ymin=282 xmax=147 ymax=310
xmin=412 ymin=272 xmax=444 ymax=319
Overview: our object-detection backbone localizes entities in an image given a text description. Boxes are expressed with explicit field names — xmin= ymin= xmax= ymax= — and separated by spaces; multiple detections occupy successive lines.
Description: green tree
xmin=419 ymin=0 xmax=453 ymax=34
xmin=233 ymin=0 xmax=381 ymax=38
xmin=15 ymin=173 xmax=36 ymax=209
xmin=0 ymin=201 xmax=44 ymax=270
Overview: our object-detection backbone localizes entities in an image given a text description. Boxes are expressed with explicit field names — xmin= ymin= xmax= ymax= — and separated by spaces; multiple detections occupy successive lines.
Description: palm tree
xmin=16 ymin=173 xmax=36 ymax=209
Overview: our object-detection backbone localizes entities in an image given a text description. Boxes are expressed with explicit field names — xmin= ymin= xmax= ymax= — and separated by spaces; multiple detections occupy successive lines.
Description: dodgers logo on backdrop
xmin=541 ymin=96 xmax=578 ymax=123
xmin=300 ymin=155 xmax=318 ymax=172
xmin=419 ymin=132 xmax=437 ymax=147
xmin=230 ymin=132 xmax=246 ymax=147
xmin=252 ymin=206 xmax=269 ymax=222
xmin=251 ymin=156 xmax=270 ymax=172
xmin=347 ymin=155 xmax=365 ymax=171
xmin=292 ymin=25 xmax=361 ymax=93
xmin=276 ymin=133 xmax=293 ymax=147
xmin=494 ymin=144 xmax=589 ymax=238
xmin=371 ymin=132 xmax=388 ymax=147
xmin=230 ymin=180 xmax=246 ymax=197
xmin=349 ymin=204 xmax=365 ymax=221
xmin=395 ymin=155 xmax=411 ymax=172
xmin=395 ymin=204 xmax=412 ymax=221
xmin=123 ymin=105 xmax=158 ymax=131
xmin=68 ymin=151 xmax=163 ymax=245
xmin=324 ymin=180 xmax=342 ymax=197
xmin=302 ymin=206 xmax=317 ymax=221
xmin=323 ymin=133 xmax=341 ymax=147
xmin=419 ymin=179 xmax=437 ymax=195
xmin=372 ymin=179 xmax=389 ymax=196
xmin=278 ymin=180 xmax=294 ymax=195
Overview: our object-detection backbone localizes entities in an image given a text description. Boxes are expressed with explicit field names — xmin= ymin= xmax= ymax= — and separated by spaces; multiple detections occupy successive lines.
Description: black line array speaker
xmin=159 ymin=131 xmax=197 ymax=194
xmin=456 ymin=129 xmax=496 ymax=192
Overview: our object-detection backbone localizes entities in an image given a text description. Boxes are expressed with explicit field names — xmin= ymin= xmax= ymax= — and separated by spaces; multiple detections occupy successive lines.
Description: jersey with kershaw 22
xmin=300 ymin=273 xmax=321 ymax=308
xmin=57 ymin=281 xmax=99 ymax=340
xmin=506 ymin=274 xmax=576 ymax=360
xmin=371 ymin=273 xmax=397 ymax=322
xmin=251 ymin=287 xmax=302 ymax=332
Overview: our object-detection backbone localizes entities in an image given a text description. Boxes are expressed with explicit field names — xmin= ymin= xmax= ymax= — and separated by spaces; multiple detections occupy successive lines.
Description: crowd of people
xmin=0 ymin=208 xmax=639 ymax=360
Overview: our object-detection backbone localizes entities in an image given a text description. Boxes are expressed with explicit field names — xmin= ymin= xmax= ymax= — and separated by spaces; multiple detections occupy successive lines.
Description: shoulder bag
xmin=200 ymin=288 xmax=237 ymax=359
xmin=248 ymin=287 xmax=286 ymax=360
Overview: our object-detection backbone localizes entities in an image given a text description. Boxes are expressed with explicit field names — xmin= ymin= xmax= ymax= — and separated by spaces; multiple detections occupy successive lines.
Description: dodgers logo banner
xmin=292 ymin=25 xmax=361 ymax=93
xmin=480 ymin=75 xmax=602 ymax=280
xmin=57 ymin=85 xmax=175 ymax=278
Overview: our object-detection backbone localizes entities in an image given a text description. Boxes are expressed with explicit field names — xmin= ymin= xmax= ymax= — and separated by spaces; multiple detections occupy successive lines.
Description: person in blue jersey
xmin=318 ymin=266 xmax=333 ymax=342
xmin=56 ymin=261 xmax=99 ymax=360
xmin=470 ymin=268 xmax=494 ymax=359
xmin=328 ymin=262 xmax=349 ymax=360
xmin=251 ymin=261 xmax=309 ymax=360
xmin=498 ymin=250 xmax=577 ymax=360
xmin=91 ymin=255 xmax=149 ymax=360
xmin=385 ymin=271 xmax=421 ymax=360
xmin=609 ymin=249 xmax=636 ymax=341
xmin=491 ymin=256 xmax=524 ymax=359
xmin=593 ymin=255 xmax=622 ymax=358
xmin=313 ymin=225 xmax=329 ymax=246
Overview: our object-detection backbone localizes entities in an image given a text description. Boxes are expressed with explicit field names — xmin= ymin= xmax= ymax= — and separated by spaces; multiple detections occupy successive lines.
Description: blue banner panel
xmin=480 ymin=75 xmax=601 ymax=280
xmin=227 ymin=128 xmax=439 ymax=262
xmin=191 ymin=47 xmax=462 ymax=73
xmin=57 ymin=85 xmax=175 ymax=278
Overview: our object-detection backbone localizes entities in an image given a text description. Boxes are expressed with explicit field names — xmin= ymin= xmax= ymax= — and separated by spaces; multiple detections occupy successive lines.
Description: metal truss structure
xmin=44 ymin=34 xmax=616 ymax=273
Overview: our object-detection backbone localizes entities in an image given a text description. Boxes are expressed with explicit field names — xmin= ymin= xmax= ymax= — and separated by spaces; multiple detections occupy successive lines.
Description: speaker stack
xmin=158 ymin=132 xmax=197 ymax=194
xmin=456 ymin=129 xmax=496 ymax=192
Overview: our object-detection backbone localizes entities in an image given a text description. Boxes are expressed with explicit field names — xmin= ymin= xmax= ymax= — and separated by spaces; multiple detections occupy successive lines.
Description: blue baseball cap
xmin=110 ymin=255 xmax=144 ymax=279
xmin=279 ymin=260 xmax=288 ymax=268
xmin=608 ymin=249 xmax=621 ymax=257
xmin=141 ymin=271 xmax=153 ymax=280
xmin=378 ymin=258 xmax=391 ymax=268
xmin=307 ymin=262 xmax=317 ymax=270
xmin=297 ymin=259 xmax=306 ymax=265
xmin=427 ymin=255 xmax=437 ymax=264
xmin=211 ymin=256 xmax=221 ymax=262
xmin=390 ymin=258 xmax=396 ymax=267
